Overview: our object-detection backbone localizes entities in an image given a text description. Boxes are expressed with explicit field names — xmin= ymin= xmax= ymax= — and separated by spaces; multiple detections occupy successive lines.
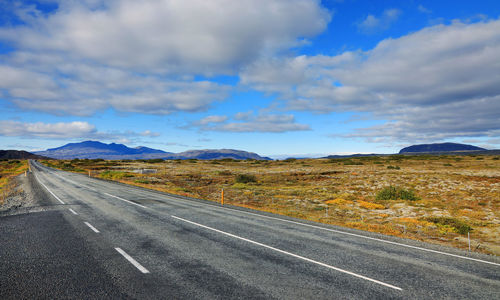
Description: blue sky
xmin=1 ymin=0 xmax=500 ymax=158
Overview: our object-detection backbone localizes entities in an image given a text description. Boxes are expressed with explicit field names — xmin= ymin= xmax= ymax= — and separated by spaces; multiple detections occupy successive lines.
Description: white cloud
xmin=234 ymin=111 xmax=253 ymax=121
xmin=0 ymin=121 xmax=96 ymax=138
xmin=140 ymin=130 xmax=160 ymax=137
xmin=357 ymin=9 xmax=401 ymax=34
xmin=196 ymin=115 xmax=229 ymax=125
xmin=241 ymin=18 xmax=500 ymax=143
xmin=0 ymin=120 xmax=161 ymax=142
xmin=191 ymin=113 xmax=310 ymax=133
xmin=418 ymin=5 xmax=432 ymax=14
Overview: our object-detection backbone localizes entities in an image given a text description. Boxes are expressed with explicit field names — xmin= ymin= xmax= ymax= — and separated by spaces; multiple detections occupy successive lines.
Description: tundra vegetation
xmin=43 ymin=155 xmax=500 ymax=255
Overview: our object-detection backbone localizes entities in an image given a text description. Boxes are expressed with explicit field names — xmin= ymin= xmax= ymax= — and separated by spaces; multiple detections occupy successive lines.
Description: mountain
xmin=0 ymin=150 xmax=50 ymax=160
xmin=167 ymin=149 xmax=271 ymax=160
xmin=134 ymin=146 xmax=166 ymax=154
xmin=35 ymin=141 xmax=169 ymax=159
xmin=399 ymin=143 xmax=486 ymax=154
xmin=35 ymin=141 xmax=271 ymax=160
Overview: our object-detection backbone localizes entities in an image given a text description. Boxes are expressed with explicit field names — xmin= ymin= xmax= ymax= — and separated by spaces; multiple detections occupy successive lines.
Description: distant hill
xmin=399 ymin=143 xmax=485 ymax=154
xmin=35 ymin=141 xmax=271 ymax=160
xmin=0 ymin=150 xmax=49 ymax=160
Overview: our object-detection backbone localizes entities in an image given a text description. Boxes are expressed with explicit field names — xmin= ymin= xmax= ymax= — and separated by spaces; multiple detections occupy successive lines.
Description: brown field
xmin=43 ymin=154 xmax=500 ymax=256
xmin=0 ymin=159 xmax=28 ymax=205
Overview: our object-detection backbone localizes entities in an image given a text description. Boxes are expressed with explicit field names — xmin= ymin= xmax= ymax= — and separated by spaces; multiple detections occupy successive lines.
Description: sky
xmin=1 ymin=0 xmax=500 ymax=158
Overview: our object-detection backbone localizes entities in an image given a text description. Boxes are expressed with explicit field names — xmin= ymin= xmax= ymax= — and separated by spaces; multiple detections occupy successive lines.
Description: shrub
xmin=135 ymin=179 xmax=151 ymax=184
xmin=146 ymin=159 xmax=163 ymax=163
xmin=219 ymin=158 xmax=236 ymax=162
xmin=387 ymin=165 xmax=400 ymax=170
xmin=217 ymin=170 xmax=232 ymax=176
xmin=235 ymin=174 xmax=257 ymax=183
xmin=343 ymin=160 xmax=363 ymax=165
xmin=376 ymin=186 xmax=419 ymax=201
xmin=426 ymin=217 xmax=472 ymax=235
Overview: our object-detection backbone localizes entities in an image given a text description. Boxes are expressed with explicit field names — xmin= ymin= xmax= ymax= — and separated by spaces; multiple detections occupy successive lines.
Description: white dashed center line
xmin=104 ymin=192 xmax=147 ymax=209
xmin=84 ymin=222 xmax=100 ymax=233
xmin=115 ymin=248 xmax=150 ymax=274
xmin=68 ymin=208 xmax=78 ymax=215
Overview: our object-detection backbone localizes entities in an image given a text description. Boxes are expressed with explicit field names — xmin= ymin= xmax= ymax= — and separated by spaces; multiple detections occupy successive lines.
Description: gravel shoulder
xmin=0 ymin=172 xmax=61 ymax=216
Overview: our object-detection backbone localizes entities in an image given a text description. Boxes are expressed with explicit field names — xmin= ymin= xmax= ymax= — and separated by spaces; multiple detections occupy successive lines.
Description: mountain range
xmin=2 ymin=141 xmax=493 ymax=161
xmin=34 ymin=141 xmax=271 ymax=160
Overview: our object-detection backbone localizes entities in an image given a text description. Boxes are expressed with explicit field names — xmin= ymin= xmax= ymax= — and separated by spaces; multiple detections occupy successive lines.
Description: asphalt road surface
xmin=1 ymin=160 xmax=499 ymax=299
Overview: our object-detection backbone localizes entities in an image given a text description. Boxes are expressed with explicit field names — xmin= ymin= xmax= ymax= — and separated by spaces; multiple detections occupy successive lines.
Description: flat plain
xmin=43 ymin=154 xmax=500 ymax=256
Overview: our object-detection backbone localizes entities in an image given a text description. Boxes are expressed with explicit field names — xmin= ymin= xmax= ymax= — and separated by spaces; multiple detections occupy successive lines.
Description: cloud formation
xmin=0 ymin=0 xmax=329 ymax=115
xmin=241 ymin=18 xmax=500 ymax=143
xmin=0 ymin=0 xmax=329 ymax=73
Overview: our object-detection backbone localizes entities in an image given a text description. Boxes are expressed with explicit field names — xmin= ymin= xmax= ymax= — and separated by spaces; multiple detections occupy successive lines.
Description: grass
xmin=42 ymin=154 xmax=500 ymax=256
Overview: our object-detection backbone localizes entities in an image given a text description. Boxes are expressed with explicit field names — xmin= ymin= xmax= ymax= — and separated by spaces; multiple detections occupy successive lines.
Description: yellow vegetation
xmin=325 ymin=198 xmax=353 ymax=205
xmin=358 ymin=200 xmax=385 ymax=209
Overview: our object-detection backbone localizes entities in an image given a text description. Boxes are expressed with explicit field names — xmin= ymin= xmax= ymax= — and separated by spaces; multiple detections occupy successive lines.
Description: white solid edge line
xmin=84 ymin=222 xmax=100 ymax=233
xmin=218 ymin=207 xmax=500 ymax=267
xmin=68 ymin=208 xmax=78 ymax=215
xmin=115 ymin=247 xmax=150 ymax=274
xmin=32 ymin=173 xmax=65 ymax=204
xmin=171 ymin=215 xmax=402 ymax=291
xmin=104 ymin=192 xmax=148 ymax=209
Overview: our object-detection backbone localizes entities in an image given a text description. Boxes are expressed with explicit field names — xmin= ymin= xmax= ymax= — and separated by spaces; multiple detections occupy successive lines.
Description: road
xmin=1 ymin=160 xmax=499 ymax=299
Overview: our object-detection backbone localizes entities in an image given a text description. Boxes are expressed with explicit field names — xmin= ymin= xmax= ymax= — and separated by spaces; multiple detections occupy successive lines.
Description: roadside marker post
xmin=221 ymin=189 xmax=224 ymax=206
xmin=88 ymin=170 xmax=91 ymax=178
xmin=468 ymin=231 xmax=471 ymax=253
xmin=325 ymin=206 xmax=328 ymax=217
